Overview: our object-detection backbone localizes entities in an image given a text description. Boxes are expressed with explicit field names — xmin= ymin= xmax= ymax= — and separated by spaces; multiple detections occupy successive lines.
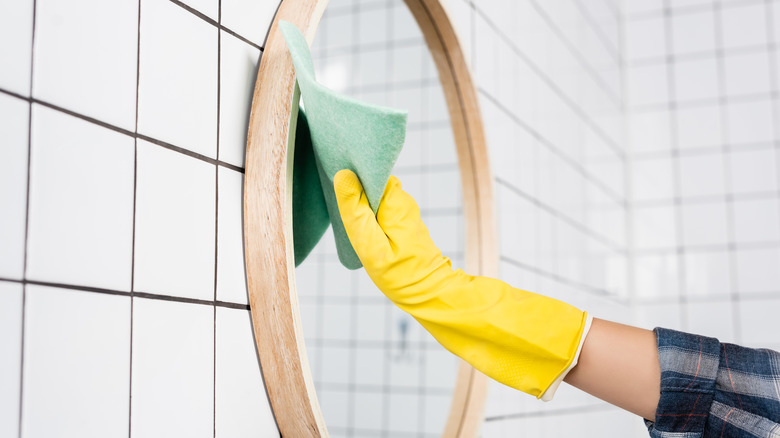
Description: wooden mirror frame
xmin=244 ymin=0 xmax=497 ymax=436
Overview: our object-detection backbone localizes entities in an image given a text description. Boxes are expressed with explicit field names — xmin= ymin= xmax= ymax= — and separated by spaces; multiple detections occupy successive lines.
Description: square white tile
xmin=629 ymin=109 xmax=672 ymax=153
xmin=216 ymin=168 xmax=247 ymax=304
xmin=133 ymin=140 xmax=216 ymax=300
xmin=218 ymin=31 xmax=260 ymax=168
xmin=0 ymin=0 xmax=34 ymax=95
xmin=735 ymin=247 xmax=780 ymax=294
xmin=729 ymin=148 xmax=778 ymax=194
xmin=215 ymin=307 xmax=278 ymax=437
xmin=351 ymin=390 xmax=383 ymax=431
xmin=683 ymin=250 xmax=732 ymax=298
xmin=633 ymin=253 xmax=680 ymax=299
xmin=720 ymin=3 xmax=767 ymax=50
xmin=686 ymin=299 xmax=735 ymax=343
xmin=625 ymin=15 xmax=666 ymax=61
xmin=355 ymin=302 xmax=386 ymax=341
xmin=671 ymin=10 xmax=716 ymax=55
xmin=22 ymin=285 xmax=130 ymax=438
xmin=321 ymin=302 xmax=352 ymax=340
xmin=26 ymin=105 xmax=134 ymax=291
xmin=675 ymin=105 xmax=722 ymax=150
xmin=678 ymin=152 xmax=726 ymax=198
xmin=387 ymin=393 xmax=419 ymax=434
xmin=131 ymin=298 xmax=213 ymax=438
xmin=317 ymin=388 xmax=349 ymax=429
xmin=681 ymin=201 xmax=729 ymax=246
xmin=726 ymin=99 xmax=774 ymax=145
xmin=33 ymin=0 xmax=138 ymax=131
xmin=320 ymin=345 xmax=351 ymax=385
xmin=138 ymin=0 xmax=217 ymax=158
xmin=628 ymin=63 xmax=668 ymax=107
xmin=359 ymin=6 xmax=389 ymax=46
xmin=673 ymin=57 xmax=719 ymax=103
xmin=632 ymin=205 xmax=678 ymax=250
xmin=0 ymin=94 xmax=29 ymax=280
xmin=0 ymin=281 xmax=22 ymax=438
xmin=732 ymin=198 xmax=780 ymax=244
xmin=423 ymin=348 xmax=458 ymax=390
xmin=631 ymin=156 xmax=675 ymax=202
xmin=739 ymin=298 xmax=780 ymax=346
xmin=221 ymin=0 xmax=279 ymax=47
xmin=354 ymin=347 xmax=385 ymax=386
xmin=723 ymin=51 xmax=771 ymax=97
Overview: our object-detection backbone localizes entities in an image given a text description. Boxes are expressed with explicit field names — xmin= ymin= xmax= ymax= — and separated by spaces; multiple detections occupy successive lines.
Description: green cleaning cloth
xmin=282 ymin=21 xmax=407 ymax=270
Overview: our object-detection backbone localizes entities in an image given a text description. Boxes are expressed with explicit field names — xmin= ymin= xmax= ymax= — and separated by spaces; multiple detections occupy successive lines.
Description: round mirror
xmin=243 ymin=0 xmax=496 ymax=436
xmin=294 ymin=2 xmax=464 ymax=437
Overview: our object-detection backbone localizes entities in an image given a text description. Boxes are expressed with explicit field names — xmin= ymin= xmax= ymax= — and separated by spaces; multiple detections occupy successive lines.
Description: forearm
xmin=563 ymin=318 xmax=661 ymax=421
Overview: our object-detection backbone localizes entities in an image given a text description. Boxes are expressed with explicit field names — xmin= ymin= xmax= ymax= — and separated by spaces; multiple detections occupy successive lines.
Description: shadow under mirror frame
xmin=243 ymin=0 xmax=497 ymax=436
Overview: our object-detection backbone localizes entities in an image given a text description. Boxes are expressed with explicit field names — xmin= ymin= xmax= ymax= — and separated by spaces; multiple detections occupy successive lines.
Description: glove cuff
xmin=539 ymin=313 xmax=594 ymax=401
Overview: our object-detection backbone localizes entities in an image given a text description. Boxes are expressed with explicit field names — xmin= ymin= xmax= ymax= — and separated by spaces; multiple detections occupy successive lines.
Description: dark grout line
xmin=471 ymin=4 xmax=627 ymax=161
xmin=168 ymin=0 xmax=263 ymax=51
xmin=500 ymin=255 xmax=619 ymax=299
xmin=495 ymin=177 xmax=627 ymax=254
xmin=478 ymin=88 xmax=627 ymax=207
xmin=0 ymin=88 xmax=246 ymax=174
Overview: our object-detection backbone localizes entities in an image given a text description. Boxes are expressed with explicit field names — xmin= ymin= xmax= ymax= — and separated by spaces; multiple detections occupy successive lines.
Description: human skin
xmin=564 ymin=318 xmax=661 ymax=421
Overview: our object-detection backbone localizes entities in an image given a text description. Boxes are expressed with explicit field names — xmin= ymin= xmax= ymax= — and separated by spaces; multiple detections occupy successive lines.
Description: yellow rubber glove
xmin=333 ymin=169 xmax=589 ymax=399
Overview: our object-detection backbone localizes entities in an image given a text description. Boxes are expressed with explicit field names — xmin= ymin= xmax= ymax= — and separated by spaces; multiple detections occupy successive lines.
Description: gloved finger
xmin=377 ymin=175 xmax=436 ymax=248
xmin=334 ymin=169 xmax=392 ymax=266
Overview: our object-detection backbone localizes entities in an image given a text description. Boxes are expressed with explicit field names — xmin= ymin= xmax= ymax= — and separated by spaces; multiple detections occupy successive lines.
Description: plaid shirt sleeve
xmin=645 ymin=328 xmax=780 ymax=438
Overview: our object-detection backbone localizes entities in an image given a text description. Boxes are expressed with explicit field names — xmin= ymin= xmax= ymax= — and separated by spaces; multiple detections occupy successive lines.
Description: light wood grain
xmin=244 ymin=0 xmax=497 ymax=436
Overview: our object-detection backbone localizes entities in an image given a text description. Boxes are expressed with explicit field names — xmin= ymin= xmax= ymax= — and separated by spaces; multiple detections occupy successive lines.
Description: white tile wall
xmin=0 ymin=94 xmax=29 ymax=280
xmin=133 ymin=140 xmax=216 ymax=300
xmin=0 ymin=1 xmax=279 ymax=438
xmin=22 ymin=285 xmax=130 ymax=438
xmin=33 ymin=0 xmax=138 ymax=131
xmin=131 ymin=298 xmax=213 ymax=438
xmin=0 ymin=0 xmax=34 ymax=95
xmin=0 ymin=281 xmax=23 ymax=438
xmin=26 ymin=105 xmax=135 ymax=291
xmin=137 ymin=0 xmax=217 ymax=158
xmin=215 ymin=307 xmax=278 ymax=437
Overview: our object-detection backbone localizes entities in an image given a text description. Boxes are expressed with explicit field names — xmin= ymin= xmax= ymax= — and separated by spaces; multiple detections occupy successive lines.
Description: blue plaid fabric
xmin=645 ymin=328 xmax=780 ymax=437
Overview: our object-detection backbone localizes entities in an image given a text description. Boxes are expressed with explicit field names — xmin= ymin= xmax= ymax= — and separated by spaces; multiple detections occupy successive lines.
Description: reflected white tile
xmin=354 ymin=347 xmax=385 ymax=386
xmin=356 ymin=303 xmax=386 ymax=341
xmin=22 ymin=285 xmax=130 ymax=438
xmin=732 ymin=198 xmax=780 ymax=244
xmin=387 ymin=393 xmax=419 ymax=434
xmin=134 ymin=140 xmax=216 ymax=300
xmin=0 ymin=0 xmax=33 ymax=95
xmin=321 ymin=303 xmax=352 ymax=340
xmin=33 ymin=0 xmax=138 ymax=130
xmin=729 ymin=148 xmax=778 ymax=194
xmin=138 ymin=0 xmax=217 ymax=157
xmin=0 ymin=94 xmax=29 ymax=280
xmin=317 ymin=389 xmax=349 ymax=429
xmin=735 ymin=247 xmax=780 ymax=294
xmin=219 ymin=31 xmax=260 ymax=168
xmin=323 ymin=13 xmax=353 ymax=50
xmin=352 ymin=391 xmax=383 ymax=431
xmin=27 ymin=105 xmax=134 ymax=291
xmin=424 ymin=348 xmax=458 ymax=390
xmin=0 ymin=281 xmax=22 ymax=438
xmin=131 ymin=298 xmax=213 ymax=438
xmin=739 ymin=298 xmax=780 ymax=346
xmin=359 ymin=7 xmax=389 ymax=46
xmin=217 ymin=168 xmax=247 ymax=304
xmin=423 ymin=394 xmax=452 ymax=434
xmin=320 ymin=345 xmax=351 ymax=385
xmin=221 ymin=0 xmax=278 ymax=47
xmin=215 ymin=307 xmax=278 ymax=437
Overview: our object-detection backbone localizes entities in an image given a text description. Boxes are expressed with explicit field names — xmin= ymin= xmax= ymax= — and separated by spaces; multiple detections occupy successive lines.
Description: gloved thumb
xmin=334 ymin=169 xmax=391 ymax=267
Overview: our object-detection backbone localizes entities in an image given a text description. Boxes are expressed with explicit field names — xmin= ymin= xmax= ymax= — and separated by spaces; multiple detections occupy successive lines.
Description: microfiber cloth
xmin=282 ymin=21 xmax=407 ymax=269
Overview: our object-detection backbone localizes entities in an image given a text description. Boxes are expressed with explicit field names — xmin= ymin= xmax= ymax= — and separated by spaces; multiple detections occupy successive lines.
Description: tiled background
xmin=2 ymin=0 xmax=780 ymax=437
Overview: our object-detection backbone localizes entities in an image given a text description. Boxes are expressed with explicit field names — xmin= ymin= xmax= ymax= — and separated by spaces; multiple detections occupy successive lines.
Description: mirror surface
xmin=294 ymin=1 xmax=465 ymax=436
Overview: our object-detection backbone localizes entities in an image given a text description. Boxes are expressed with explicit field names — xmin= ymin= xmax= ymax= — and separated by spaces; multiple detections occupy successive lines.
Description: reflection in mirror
xmin=293 ymin=1 xmax=464 ymax=437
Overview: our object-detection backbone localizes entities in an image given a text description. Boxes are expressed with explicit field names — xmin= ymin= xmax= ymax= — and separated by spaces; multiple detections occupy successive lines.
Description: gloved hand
xmin=333 ymin=169 xmax=589 ymax=399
